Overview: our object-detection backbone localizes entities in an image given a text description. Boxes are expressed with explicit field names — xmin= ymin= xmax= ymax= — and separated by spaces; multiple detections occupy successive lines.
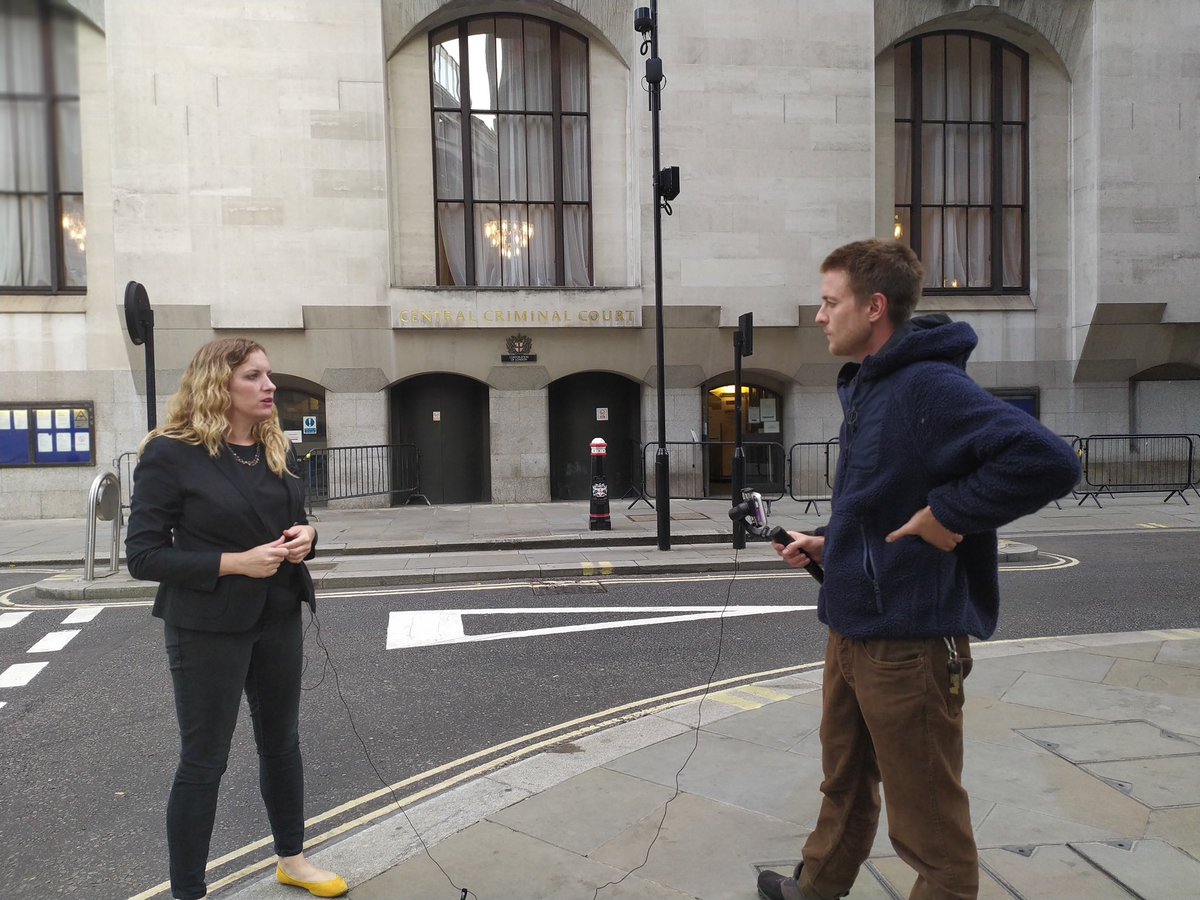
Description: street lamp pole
xmin=636 ymin=1 xmax=678 ymax=551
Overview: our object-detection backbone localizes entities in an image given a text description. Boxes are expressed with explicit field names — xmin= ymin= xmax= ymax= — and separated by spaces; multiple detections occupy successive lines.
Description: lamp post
xmin=635 ymin=2 xmax=679 ymax=551
xmin=732 ymin=313 xmax=752 ymax=549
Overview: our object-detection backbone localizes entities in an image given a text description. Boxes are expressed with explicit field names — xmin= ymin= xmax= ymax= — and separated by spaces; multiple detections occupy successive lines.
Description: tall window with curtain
xmin=430 ymin=16 xmax=591 ymax=287
xmin=894 ymin=32 xmax=1027 ymax=293
xmin=0 ymin=0 xmax=85 ymax=291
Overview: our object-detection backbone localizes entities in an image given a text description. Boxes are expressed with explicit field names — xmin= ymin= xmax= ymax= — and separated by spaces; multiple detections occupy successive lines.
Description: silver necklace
xmin=228 ymin=442 xmax=262 ymax=467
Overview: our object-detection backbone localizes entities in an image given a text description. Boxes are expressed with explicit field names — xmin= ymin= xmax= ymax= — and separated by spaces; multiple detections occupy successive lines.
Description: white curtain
xmin=529 ymin=204 xmax=555 ymax=285
xmin=473 ymin=203 xmax=501 ymax=286
xmin=495 ymin=18 xmax=524 ymax=110
xmin=498 ymin=115 xmax=526 ymax=201
xmin=921 ymin=208 xmax=941 ymax=288
xmin=560 ymin=32 xmax=587 ymax=112
xmin=61 ymin=194 xmax=86 ymax=287
xmin=564 ymin=206 xmax=589 ymax=286
xmin=21 ymin=197 xmax=50 ymax=286
xmin=921 ymin=124 xmax=943 ymax=204
xmin=968 ymin=208 xmax=989 ymax=287
xmin=1003 ymin=209 xmax=1022 ymax=287
xmin=523 ymin=21 xmax=552 ymax=111
xmin=561 ymin=116 xmax=588 ymax=201
xmin=437 ymin=203 xmax=467 ymax=285
xmin=526 ymin=116 xmax=553 ymax=202
xmin=894 ymin=123 xmax=911 ymax=204
xmin=0 ymin=198 xmax=19 ymax=285
xmin=10 ymin=2 xmax=43 ymax=93
xmin=500 ymin=202 xmax=528 ymax=285
xmin=1002 ymin=125 xmax=1023 ymax=286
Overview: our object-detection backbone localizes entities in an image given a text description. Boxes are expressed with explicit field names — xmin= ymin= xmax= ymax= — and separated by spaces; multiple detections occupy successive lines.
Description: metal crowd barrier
xmin=638 ymin=440 xmax=786 ymax=501
xmin=1074 ymin=433 xmax=1196 ymax=507
xmin=303 ymin=443 xmax=427 ymax=510
xmin=787 ymin=439 xmax=839 ymax=513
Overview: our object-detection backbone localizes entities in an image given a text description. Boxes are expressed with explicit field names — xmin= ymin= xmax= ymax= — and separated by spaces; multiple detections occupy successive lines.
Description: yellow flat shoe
xmin=276 ymin=864 xmax=349 ymax=898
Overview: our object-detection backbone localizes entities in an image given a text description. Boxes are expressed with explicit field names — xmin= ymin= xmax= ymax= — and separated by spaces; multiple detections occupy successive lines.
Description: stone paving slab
xmin=978 ymin=845 xmax=1133 ymax=900
xmin=1003 ymin=671 xmax=1200 ymax=738
xmin=1070 ymin=838 xmax=1200 ymax=899
xmin=1019 ymin=720 xmax=1200 ymax=763
xmin=488 ymin=766 xmax=678 ymax=857
xmin=604 ymin=730 xmax=826 ymax=827
xmin=1083 ymin=754 xmax=1200 ymax=808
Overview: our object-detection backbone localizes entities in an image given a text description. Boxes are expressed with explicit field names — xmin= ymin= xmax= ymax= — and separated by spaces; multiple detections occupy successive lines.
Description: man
xmin=757 ymin=240 xmax=1080 ymax=900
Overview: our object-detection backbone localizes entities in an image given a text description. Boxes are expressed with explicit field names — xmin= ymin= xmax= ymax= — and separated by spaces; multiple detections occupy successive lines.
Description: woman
xmin=126 ymin=338 xmax=347 ymax=899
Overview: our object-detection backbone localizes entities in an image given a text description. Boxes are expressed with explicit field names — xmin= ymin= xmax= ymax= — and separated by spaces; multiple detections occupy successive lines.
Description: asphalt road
xmin=0 ymin=530 xmax=1196 ymax=899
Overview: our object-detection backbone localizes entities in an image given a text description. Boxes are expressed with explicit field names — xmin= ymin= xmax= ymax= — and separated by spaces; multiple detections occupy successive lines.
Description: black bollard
xmin=589 ymin=437 xmax=611 ymax=530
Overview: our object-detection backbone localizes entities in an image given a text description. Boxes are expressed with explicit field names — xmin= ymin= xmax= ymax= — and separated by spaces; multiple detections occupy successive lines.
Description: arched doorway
xmin=703 ymin=380 xmax=785 ymax=497
xmin=272 ymin=376 xmax=327 ymax=457
xmin=390 ymin=374 xmax=490 ymax=504
xmin=548 ymin=372 xmax=641 ymax=500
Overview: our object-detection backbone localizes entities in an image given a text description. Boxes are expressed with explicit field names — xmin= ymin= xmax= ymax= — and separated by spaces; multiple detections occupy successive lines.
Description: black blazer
xmin=126 ymin=436 xmax=317 ymax=633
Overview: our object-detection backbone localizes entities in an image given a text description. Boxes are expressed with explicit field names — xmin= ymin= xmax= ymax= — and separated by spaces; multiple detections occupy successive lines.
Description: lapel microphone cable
xmin=302 ymin=606 xmax=476 ymax=900
xmin=296 ymin=490 xmax=822 ymax=900
xmin=589 ymin=491 xmax=822 ymax=899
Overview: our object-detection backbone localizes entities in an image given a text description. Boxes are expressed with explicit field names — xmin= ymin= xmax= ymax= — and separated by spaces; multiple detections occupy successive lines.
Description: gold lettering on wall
xmin=398 ymin=308 xmax=637 ymax=327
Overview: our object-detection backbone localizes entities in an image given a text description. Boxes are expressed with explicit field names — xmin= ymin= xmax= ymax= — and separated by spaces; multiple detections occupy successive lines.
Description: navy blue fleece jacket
xmin=818 ymin=314 xmax=1080 ymax=640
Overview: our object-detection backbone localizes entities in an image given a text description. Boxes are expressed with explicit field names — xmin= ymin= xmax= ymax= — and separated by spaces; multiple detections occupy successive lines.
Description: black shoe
xmin=757 ymin=863 xmax=803 ymax=900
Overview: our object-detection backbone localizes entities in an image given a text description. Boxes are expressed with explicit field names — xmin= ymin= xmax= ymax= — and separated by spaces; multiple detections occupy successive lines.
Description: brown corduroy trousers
xmin=798 ymin=630 xmax=978 ymax=900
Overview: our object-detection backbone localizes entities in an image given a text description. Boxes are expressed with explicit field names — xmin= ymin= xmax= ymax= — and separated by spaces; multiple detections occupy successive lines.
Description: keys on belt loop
xmin=944 ymin=636 xmax=962 ymax=696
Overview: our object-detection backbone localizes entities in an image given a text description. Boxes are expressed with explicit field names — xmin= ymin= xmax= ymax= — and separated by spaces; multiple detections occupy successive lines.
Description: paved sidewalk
xmin=220 ymin=629 xmax=1200 ymax=900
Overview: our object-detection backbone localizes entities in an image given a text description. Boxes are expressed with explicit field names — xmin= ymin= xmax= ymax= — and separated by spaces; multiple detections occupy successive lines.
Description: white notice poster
xmin=0 ymin=411 xmax=9 ymax=430
xmin=36 ymin=410 xmax=51 ymax=429
xmin=37 ymin=433 xmax=53 ymax=452
xmin=75 ymin=433 xmax=90 ymax=452
xmin=56 ymin=433 xmax=71 ymax=452
xmin=55 ymin=409 xmax=71 ymax=429
xmin=13 ymin=410 xmax=28 ymax=429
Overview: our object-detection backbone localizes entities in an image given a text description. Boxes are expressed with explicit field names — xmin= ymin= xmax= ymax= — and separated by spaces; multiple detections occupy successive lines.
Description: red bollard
xmin=589 ymin=437 xmax=611 ymax=530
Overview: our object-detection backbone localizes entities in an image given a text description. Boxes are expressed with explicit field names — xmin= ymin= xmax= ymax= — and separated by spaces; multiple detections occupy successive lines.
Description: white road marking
xmin=62 ymin=608 xmax=102 ymax=624
xmin=0 ymin=611 xmax=32 ymax=628
xmin=0 ymin=662 xmax=49 ymax=687
xmin=386 ymin=604 xmax=815 ymax=649
xmin=0 ymin=702 xmax=5 ymax=709
xmin=28 ymin=630 xmax=81 ymax=653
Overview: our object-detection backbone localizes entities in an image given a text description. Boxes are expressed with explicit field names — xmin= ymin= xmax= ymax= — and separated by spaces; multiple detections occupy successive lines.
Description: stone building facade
xmin=2 ymin=0 xmax=1198 ymax=517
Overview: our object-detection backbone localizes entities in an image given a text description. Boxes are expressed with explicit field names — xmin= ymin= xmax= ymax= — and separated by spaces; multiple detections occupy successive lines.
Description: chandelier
xmin=62 ymin=209 xmax=86 ymax=253
xmin=483 ymin=218 xmax=533 ymax=259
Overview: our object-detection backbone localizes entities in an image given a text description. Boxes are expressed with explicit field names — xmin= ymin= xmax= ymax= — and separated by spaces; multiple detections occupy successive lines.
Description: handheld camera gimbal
xmin=728 ymin=489 xmax=824 ymax=583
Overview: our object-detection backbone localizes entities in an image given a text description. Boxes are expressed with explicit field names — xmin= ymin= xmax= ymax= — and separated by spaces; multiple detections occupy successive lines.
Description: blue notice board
xmin=0 ymin=403 xmax=96 ymax=467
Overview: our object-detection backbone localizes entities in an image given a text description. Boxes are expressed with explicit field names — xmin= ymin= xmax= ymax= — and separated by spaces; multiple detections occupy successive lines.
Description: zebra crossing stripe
xmin=0 ymin=662 xmax=48 ymax=688
xmin=0 ymin=612 xmax=32 ymax=629
xmin=62 ymin=608 xmax=102 ymax=625
xmin=28 ymin=630 xmax=81 ymax=653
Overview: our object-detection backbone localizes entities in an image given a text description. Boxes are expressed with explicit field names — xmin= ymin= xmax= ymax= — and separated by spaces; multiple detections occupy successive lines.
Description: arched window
xmin=430 ymin=16 xmax=591 ymax=287
xmin=0 ymin=0 xmax=85 ymax=291
xmin=894 ymin=32 xmax=1027 ymax=293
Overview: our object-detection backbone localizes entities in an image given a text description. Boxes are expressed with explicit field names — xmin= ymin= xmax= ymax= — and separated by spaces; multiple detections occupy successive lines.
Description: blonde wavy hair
xmin=139 ymin=337 xmax=295 ymax=477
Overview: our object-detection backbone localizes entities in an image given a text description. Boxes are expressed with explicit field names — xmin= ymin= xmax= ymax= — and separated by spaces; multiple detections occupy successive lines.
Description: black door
xmin=391 ymin=374 xmax=489 ymax=504
xmin=548 ymin=372 xmax=641 ymax=500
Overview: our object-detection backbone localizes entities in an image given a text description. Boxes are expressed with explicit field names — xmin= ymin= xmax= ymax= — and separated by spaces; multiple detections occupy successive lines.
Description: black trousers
xmin=164 ymin=610 xmax=304 ymax=900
